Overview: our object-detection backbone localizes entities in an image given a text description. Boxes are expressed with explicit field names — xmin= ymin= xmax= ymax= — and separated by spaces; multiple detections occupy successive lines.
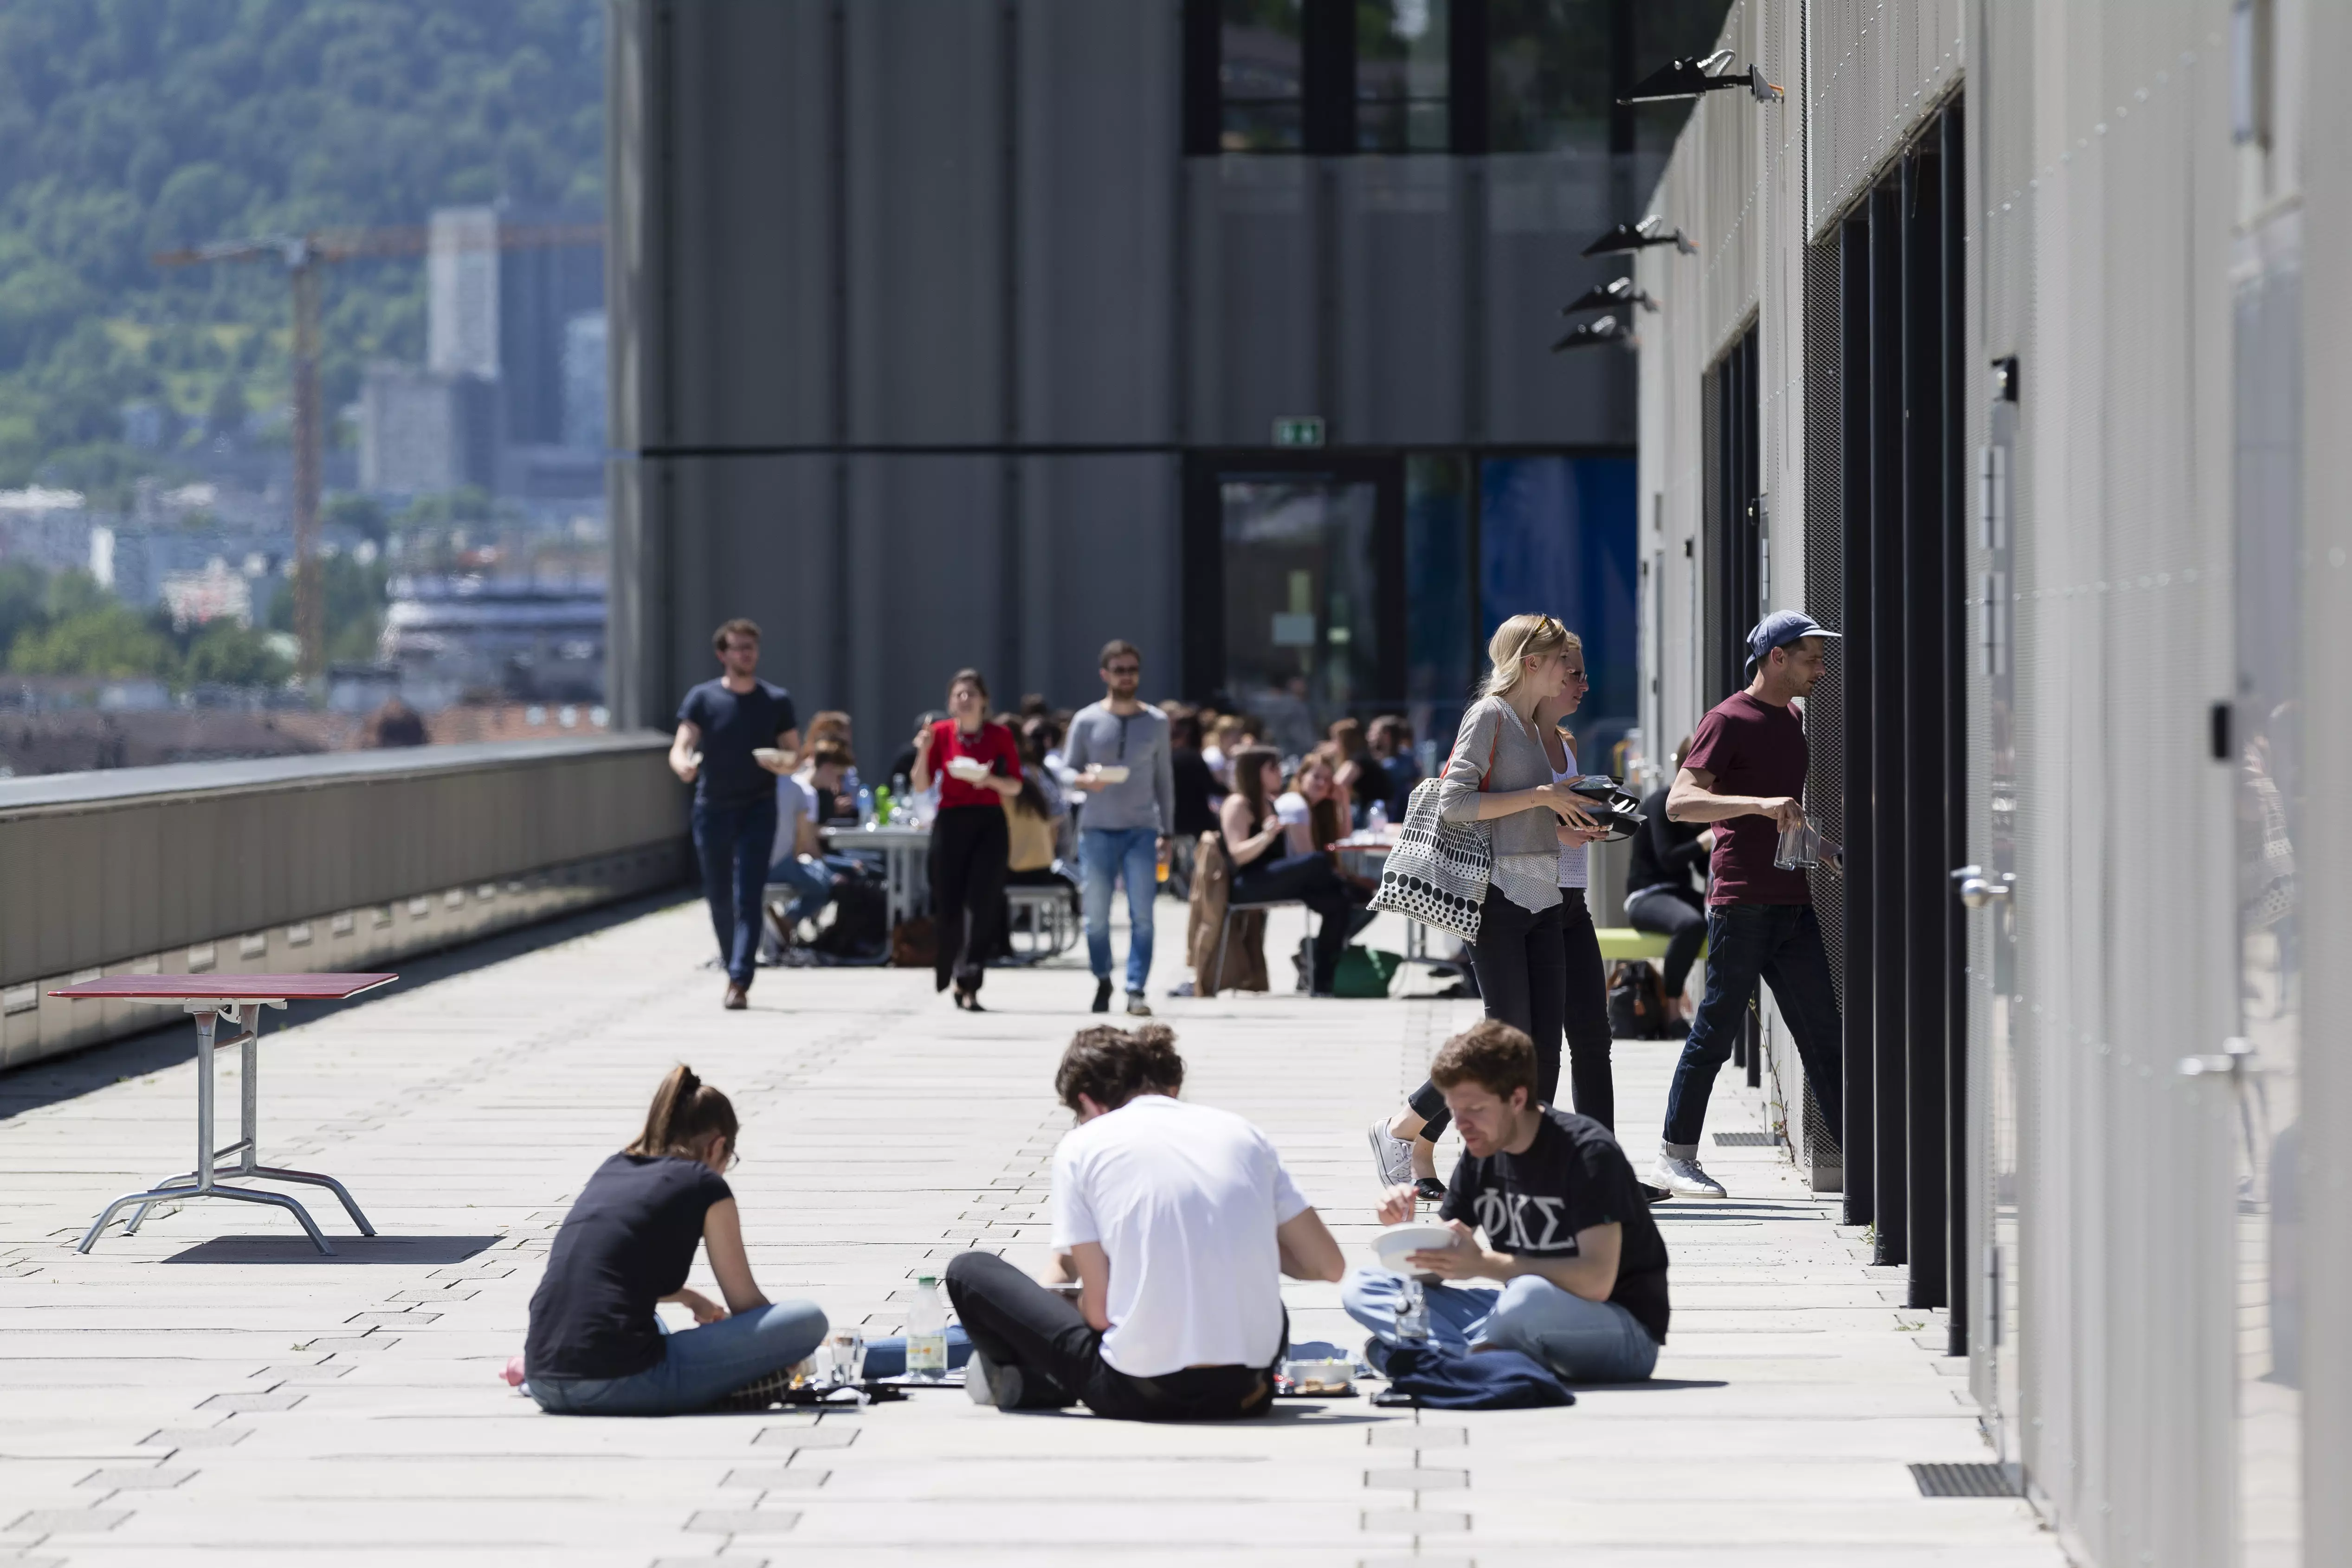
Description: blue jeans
xmin=528 ymin=1300 xmax=828 ymax=1415
xmin=1079 ymin=826 xmax=1157 ymax=992
xmin=693 ymin=797 xmax=778 ymax=987
xmin=765 ymin=854 xmax=834 ymax=926
xmin=1341 ymin=1266 xmax=1657 ymax=1382
xmin=1661 ymin=902 xmax=1844 ymax=1149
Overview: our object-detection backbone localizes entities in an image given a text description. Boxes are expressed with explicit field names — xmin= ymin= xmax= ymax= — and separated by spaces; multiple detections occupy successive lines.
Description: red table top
xmin=47 ymin=973 xmax=398 ymax=1003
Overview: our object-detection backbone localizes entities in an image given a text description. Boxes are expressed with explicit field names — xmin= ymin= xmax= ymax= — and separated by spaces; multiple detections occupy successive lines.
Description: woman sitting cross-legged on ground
xmin=523 ymin=1066 xmax=827 ymax=1414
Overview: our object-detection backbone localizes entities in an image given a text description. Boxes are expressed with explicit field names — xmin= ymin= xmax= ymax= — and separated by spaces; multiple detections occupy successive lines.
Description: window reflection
xmin=1221 ymin=0 xmax=1306 ymax=151
xmin=1357 ymin=0 xmax=1450 ymax=153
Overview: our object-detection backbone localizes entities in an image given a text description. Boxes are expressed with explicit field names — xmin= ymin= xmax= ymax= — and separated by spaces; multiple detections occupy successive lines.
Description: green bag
xmin=1332 ymin=945 xmax=1402 ymax=999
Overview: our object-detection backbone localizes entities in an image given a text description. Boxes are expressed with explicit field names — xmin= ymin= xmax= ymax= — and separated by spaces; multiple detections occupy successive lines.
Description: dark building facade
xmin=607 ymin=0 xmax=1719 ymax=747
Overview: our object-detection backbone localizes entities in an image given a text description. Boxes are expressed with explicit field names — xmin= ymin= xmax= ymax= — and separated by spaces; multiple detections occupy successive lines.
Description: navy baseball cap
xmin=1745 ymin=610 xmax=1842 ymax=676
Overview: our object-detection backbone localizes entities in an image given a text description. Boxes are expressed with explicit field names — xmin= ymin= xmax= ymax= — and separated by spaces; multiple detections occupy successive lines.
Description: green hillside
xmin=0 ymin=0 xmax=604 ymax=498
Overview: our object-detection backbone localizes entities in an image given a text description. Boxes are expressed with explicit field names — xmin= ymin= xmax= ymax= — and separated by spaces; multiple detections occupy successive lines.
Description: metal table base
xmin=78 ymin=1000 xmax=375 ymax=1256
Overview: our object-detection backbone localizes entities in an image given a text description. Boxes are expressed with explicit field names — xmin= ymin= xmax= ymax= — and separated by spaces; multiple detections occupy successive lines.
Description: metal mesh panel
xmin=1801 ymin=239 xmax=1847 ymax=1007
xmin=1807 ymin=0 xmax=1966 ymax=239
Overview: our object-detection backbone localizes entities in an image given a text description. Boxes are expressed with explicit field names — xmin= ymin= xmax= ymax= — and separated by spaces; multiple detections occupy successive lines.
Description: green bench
xmin=1594 ymin=927 xmax=1702 ymax=965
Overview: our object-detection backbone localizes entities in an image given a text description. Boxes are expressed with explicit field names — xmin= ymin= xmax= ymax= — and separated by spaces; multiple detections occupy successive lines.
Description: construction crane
xmin=153 ymin=221 xmax=600 ymax=681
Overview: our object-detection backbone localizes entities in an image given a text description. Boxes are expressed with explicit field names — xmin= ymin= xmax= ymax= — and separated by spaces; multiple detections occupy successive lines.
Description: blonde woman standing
xmin=1366 ymin=614 xmax=1599 ymax=1197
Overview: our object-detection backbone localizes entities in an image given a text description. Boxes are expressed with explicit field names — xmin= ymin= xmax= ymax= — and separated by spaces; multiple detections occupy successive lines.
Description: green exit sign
xmin=1272 ymin=416 xmax=1326 ymax=448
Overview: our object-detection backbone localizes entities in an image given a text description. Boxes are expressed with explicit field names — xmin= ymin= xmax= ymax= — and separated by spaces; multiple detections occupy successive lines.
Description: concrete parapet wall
xmin=0 ymin=736 xmax=690 ymax=1069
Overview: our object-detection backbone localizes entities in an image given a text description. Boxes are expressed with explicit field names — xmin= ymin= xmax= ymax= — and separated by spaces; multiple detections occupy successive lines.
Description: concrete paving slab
xmin=0 ymin=898 xmax=2061 ymax=1566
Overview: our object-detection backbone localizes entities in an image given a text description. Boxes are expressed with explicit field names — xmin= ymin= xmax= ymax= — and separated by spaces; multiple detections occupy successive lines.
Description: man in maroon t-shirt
xmin=1648 ymin=613 xmax=1847 ymax=1199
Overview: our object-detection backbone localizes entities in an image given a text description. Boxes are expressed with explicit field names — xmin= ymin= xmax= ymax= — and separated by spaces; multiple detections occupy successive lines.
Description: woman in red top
xmin=910 ymin=667 xmax=1022 ymax=1010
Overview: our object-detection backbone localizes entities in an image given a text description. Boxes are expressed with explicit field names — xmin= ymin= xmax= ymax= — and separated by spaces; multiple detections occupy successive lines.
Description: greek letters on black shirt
xmin=1439 ymin=1106 xmax=1672 ymax=1343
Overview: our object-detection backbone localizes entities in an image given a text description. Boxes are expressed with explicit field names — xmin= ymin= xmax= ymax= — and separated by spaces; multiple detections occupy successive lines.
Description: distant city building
xmin=387 ymin=206 xmax=603 ymax=504
xmin=562 ymin=311 xmax=607 ymax=453
xmin=0 ymin=487 xmax=92 ymax=575
xmin=427 ymin=206 xmax=502 ymax=381
xmin=359 ymin=362 xmax=498 ymax=496
xmin=498 ymin=219 xmax=603 ymax=445
xmin=380 ymin=574 xmax=606 ymax=708
xmin=159 ymin=558 xmax=254 ymax=628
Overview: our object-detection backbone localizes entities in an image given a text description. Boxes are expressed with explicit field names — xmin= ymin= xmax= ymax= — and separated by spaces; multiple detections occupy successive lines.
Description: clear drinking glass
xmin=1396 ymin=1277 xmax=1432 ymax=1345
xmin=825 ymin=1328 xmax=866 ymax=1388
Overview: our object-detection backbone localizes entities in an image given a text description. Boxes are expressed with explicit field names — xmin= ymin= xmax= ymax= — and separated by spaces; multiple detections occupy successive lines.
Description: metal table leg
xmin=78 ymin=1001 xmax=365 ymax=1256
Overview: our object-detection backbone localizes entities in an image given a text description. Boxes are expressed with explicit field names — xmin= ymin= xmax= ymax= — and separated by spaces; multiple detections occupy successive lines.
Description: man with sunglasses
xmin=1064 ymin=639 xmax=1176 ymax=1016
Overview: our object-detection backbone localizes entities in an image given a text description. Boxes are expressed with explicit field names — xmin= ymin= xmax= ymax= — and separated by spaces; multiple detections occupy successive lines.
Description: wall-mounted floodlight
xmin=1580 ymin=215 xmax=1695 ymax=258
xmin=1561 ymin=277 xmax=1660 ymax=316
xmin=1551 ymin=314 xmax=1634 ymax=353
xmin=1619 ymin=48 xmax=1783 ymax=105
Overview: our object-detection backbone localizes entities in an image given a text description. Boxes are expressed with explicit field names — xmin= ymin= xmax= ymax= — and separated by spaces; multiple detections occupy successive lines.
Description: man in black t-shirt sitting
xmin=1343 ymin=1020 xmax=1669 ymax=1382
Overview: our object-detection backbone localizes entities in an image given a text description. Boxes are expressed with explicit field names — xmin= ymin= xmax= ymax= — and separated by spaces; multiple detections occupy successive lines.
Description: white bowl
xmin=1370 ymin=1221 xmax=1459 ymax=1275
xmin=946 ymin=756 xmax=990 ymax=781
xmin=753 ymin=747 xmax=789 ymax=768
xmin=1092 ymin=764 xmax=1131 ymax=783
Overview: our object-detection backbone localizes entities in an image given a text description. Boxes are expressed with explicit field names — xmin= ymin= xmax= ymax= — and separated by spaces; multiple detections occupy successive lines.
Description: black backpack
xmin=1607 ymin=960 xmax=1669 ymax=1039
xmin=811 ymin=868 xmax=889 ymax=960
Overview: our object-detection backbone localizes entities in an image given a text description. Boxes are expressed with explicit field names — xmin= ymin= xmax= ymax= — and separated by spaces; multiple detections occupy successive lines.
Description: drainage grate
xmin=1713 ymin=1131 xmax=1783 ymax=1147
xmin=1910 ymin=1463 xmax=2021 ymax=1498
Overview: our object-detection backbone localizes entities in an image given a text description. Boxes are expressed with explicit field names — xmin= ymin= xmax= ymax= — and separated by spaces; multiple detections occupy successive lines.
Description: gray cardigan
xmin=1436 ymin=695 xmax=1564 ymax=913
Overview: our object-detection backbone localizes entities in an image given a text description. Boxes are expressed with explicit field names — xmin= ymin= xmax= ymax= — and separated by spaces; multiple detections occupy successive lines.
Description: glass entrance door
xmin=1187 ymin=455 xmax=1403 ymax=758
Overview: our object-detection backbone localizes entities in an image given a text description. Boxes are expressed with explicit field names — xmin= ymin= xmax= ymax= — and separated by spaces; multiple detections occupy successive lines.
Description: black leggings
xmin=1555 ymin=897 xmax=1615 ymax=1131
xmin=944 ymin=1252 xmax=1277 ymax=1421
xmin=1625 ymin=884 xmax=1707 ymax=999
xmin=1410 ymin=896 xmax=1564 ymax=1138
xmin=930 ymin=805 xmax=1009 ymax=992
xmin=1230 ymin=852 xmax=1368 ymax=993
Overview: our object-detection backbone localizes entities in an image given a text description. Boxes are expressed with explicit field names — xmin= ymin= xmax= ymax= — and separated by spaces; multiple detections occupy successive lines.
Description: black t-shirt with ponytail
xmin=526 ymin=1152 xmax=733 ymax=1381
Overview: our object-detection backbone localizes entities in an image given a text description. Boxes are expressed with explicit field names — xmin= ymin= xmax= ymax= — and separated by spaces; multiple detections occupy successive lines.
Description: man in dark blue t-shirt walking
xmin=671 ymin=618 xmax=800 ymax=1009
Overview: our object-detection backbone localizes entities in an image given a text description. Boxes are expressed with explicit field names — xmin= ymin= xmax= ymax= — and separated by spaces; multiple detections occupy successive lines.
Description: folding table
xmin=49 ymin=973 xmax=398 ymax=1255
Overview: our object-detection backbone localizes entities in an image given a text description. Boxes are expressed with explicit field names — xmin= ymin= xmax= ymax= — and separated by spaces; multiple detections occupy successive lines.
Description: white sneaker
xmin=1367 ymin=1119 xmax=1415 ymax=1189
xmin=964 ymin=1349 xmax=1023 ymax=1411
xmin=1650 ymin=1153 xmax=1727 ymax=1199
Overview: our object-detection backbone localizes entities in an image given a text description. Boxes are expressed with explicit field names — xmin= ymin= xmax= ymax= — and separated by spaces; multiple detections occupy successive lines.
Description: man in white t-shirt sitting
xmin=944 ymin=1023 xmax=1344 ymax=1420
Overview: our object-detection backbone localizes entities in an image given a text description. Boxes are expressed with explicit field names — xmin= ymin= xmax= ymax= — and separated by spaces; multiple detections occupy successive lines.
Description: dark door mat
xmin=1909 ymin=1462 xmax=2022 ymax=1497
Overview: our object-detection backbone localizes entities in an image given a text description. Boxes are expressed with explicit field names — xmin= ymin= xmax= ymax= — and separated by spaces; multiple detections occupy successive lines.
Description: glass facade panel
xmin=1488 ymin=0 xmax=1732 ymax=154
xmin=1478 ymin=454 xmax=1637 ymax=760
xmin=1220 ymin=477 xmax=1381 ymax=758
xmin=1403 ymin=452 xmax=1472 ymax=744
xmin=1489 ymin=0 xmax=1612 ymax=153
xmin=1221 ymin=0 xmax=1306 ymax=151
xmin=1357 ymin=0 xmax=1451 ymax=152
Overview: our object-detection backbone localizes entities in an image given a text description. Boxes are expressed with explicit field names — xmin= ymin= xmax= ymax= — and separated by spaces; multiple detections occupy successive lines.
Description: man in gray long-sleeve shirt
xmin=1064 ymin=640 xmax=1176 ymax=1016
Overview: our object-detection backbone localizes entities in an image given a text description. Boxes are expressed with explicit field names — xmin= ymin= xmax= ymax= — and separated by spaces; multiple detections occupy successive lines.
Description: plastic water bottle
xmin=905 ymin=1274 xmax=949 ymax=1380
xmin=856 ymin=785 xmax=875 ymax=825
xmin=1367 ymin=799 xmax=1389 ymax=834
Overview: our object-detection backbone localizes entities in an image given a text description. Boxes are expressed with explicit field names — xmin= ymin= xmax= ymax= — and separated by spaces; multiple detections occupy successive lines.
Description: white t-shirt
xmin=1049 ymin=1094 xmax=1310 ymax=1377
xmin=770 ymin=769 xmax=818 ymax=868
xmin=1554 ymin=743 xmax=1587 ymax=890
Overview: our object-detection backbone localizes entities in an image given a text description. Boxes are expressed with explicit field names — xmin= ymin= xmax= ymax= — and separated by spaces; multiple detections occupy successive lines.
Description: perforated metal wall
xmin=1639 ymin=0 xmax=2346 ymax=1562
xmin=1807 ymin=0 xmax=1966 ymax=238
